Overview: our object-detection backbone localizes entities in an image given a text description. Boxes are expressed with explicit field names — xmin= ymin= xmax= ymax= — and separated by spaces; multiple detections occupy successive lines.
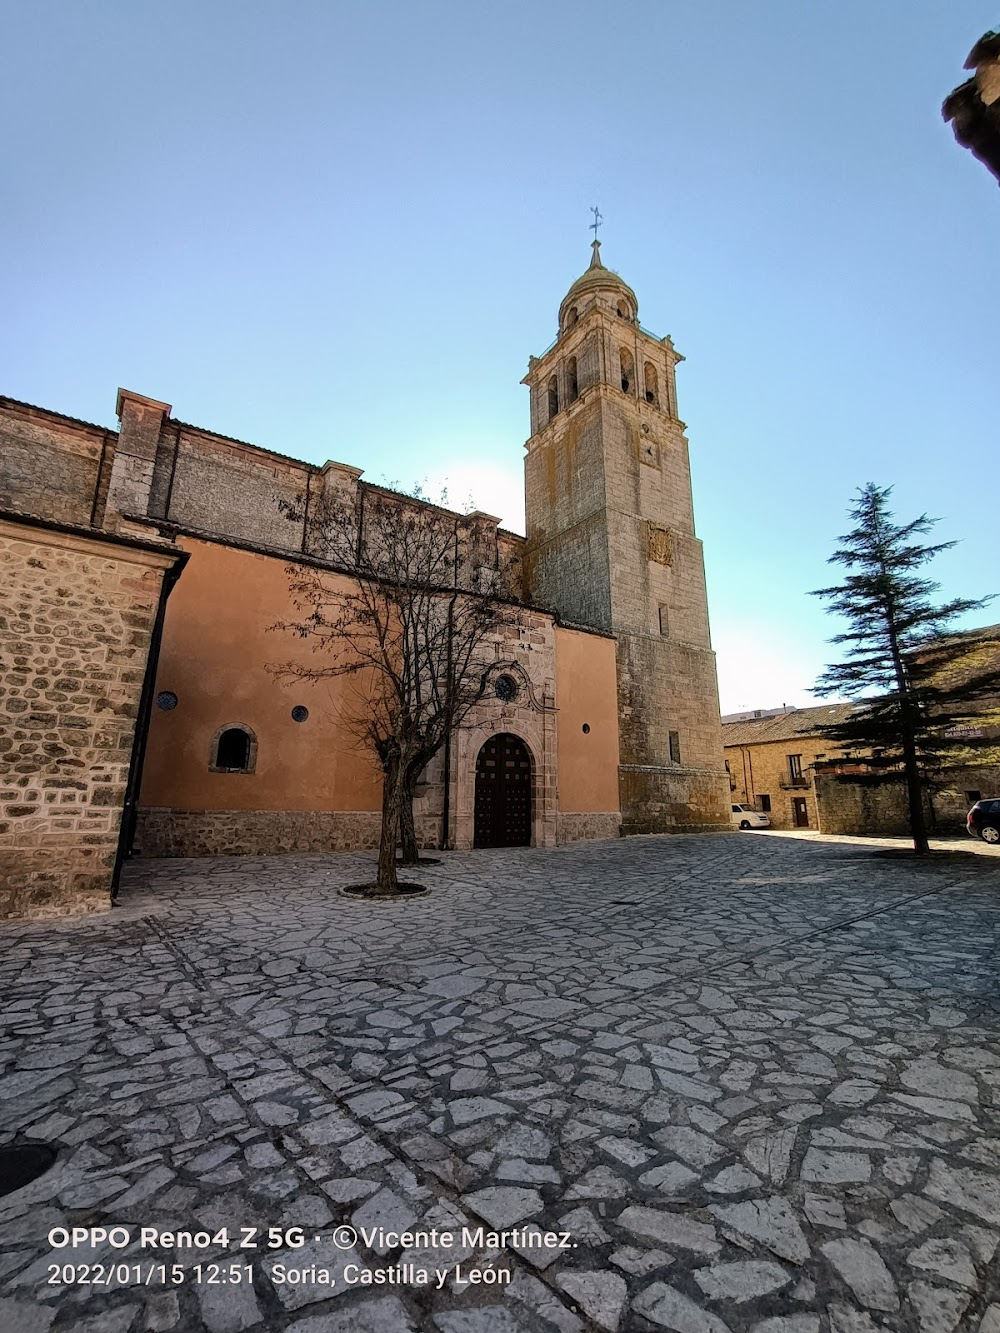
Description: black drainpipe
xmin=111 ymin=551 xmax=188 ymax=900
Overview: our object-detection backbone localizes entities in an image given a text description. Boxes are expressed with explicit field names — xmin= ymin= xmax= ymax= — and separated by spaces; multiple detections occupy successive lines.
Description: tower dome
xmin=559 ymin=240 xmax=638 ymax=330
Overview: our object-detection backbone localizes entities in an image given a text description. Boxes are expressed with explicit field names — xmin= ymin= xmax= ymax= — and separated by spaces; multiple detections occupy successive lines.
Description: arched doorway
xmin=474 ymin=733 xmax=533 ymax=848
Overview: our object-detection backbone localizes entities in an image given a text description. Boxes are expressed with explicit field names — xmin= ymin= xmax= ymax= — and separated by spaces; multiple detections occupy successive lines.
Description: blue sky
xmin=4 ymin=1 xmax=998 ymax=712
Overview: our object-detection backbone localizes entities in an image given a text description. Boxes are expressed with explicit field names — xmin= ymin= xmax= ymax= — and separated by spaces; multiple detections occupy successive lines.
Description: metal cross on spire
xmin=589 ymin=205 xmax=603 ymax=241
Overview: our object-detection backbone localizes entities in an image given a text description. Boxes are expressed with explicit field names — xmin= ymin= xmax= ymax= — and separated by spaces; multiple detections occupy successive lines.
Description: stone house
xmin=725 ymin=626 xmax=1000 ymax=836
xmin=723 ymin=703 xmax=859 ymax=831
xmin=907 ymin=622 xmax=1000 ymax=827
xmin=1 ymin=243 xmax=731 ymax=917
xmin=814 ymin=624 xmax=1000 ymax=834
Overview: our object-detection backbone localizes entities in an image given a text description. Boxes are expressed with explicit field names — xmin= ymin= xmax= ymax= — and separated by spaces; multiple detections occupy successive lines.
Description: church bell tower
xmin=523 ymin=240 xmax=730 ymax=833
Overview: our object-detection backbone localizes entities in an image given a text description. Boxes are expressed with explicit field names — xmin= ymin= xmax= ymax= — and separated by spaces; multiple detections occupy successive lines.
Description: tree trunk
xmin=375 ymin=755 xmax=402 ymax=894
xmin=882 ymin=593 xmax=929 ymax=856
xmin=901 ymin=712 xmax=930 ymax=856
xmin=400 ymin=753 xmax=434 ymax=866
xmin=399 ymin=768 xmax=418 ymax=866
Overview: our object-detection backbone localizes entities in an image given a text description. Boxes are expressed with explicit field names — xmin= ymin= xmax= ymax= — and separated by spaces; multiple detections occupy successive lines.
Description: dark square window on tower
xmin=669 ymin=731 xmax=681 ymax=764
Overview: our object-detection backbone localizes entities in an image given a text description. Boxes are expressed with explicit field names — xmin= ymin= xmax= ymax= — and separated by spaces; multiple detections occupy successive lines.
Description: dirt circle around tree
xmin=339 ymin=883 xmax=430 ymax=901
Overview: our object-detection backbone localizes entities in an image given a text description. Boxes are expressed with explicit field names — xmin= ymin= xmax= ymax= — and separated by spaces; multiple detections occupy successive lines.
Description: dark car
xmin=967 ymin=798 xmax=1000 ymax=845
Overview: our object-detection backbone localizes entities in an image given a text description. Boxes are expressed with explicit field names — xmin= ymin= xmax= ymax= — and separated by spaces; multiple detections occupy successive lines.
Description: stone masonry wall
xmin=815 ymin=768 xmax=997 ymax=836
xmin=158 ymin=429 xmax=311 ymax=551
xmin=556 ymin=812 xmax=622 ymax=843
xmin=138 ymin=808 xmax=625 ymax=856
xmin=106 ymin=391 xmax=527 ymax=599
xmin=0 ymin=400 xmax=112 ymax=528
xmin=3 ymin=394 xmax=527 ymax=602
xmin=932 ymin=764 xmax=1000 ymax=829
xmin=814 ymin=773 xmax=934 ymax=837
xmin=0 ymin=519 xmax=178 ymax=917
xmin=523 ymin=397 xmax=612 ymax=628
xmin=523 ymin=300 xmax=730 ymax=835
xmin=136 ymin=809 xmax=443 ymax=858
xmin=725 ymin=739 xmax=836 ymax=831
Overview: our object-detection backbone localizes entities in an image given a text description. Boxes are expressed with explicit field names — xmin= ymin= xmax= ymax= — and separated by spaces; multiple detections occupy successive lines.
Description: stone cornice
xmin=0 ymin=508 xmax=184 ymax=571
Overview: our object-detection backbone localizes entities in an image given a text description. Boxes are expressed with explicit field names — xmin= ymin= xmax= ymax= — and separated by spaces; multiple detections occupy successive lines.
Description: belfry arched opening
xmin=474 ymin=734 xmax=533 ymax=848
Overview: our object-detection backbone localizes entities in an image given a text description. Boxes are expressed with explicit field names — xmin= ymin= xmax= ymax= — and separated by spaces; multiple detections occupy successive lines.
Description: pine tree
xmin=811 ymin=483 xmax=997 ymax=854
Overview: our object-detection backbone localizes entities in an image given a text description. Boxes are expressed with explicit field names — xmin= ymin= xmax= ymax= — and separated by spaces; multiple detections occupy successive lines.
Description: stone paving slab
xmin=1 ymin=832 xmax=999 ymax=1332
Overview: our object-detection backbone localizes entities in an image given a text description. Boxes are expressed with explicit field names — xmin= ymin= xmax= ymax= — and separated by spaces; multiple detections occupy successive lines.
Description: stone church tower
xmin=523 ymin=241 xmax=729 ymax=833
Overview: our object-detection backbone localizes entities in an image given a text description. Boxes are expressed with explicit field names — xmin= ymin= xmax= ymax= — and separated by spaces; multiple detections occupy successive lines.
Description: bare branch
xmin=266 ymin=485 xmax=526 ymax=889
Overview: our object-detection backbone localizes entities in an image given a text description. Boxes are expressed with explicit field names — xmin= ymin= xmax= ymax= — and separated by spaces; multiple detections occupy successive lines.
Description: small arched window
xmin=211 ymin=724 xmax=256 ymax=773
xmin=616 ymin=301 xmax=629 ymax=319
xmin=620 ymin=348 xmax=634 ymax=394
xmin=566 ymin=306 xmax=578 ymax=329
xmin=547 ymin=375 xmax=559 ymax=420
xmin=644 ymin=361 xmax=659 ymax=406
xmin=567 ymin=357 xmax=579 ymax=404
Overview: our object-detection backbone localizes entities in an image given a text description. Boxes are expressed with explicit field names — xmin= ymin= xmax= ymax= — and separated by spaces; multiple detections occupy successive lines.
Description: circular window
xmin=582 ymin=723 xmax=591 ymax=734
xmin=494 ymin=674 xmax=518 ymax=703
xmin=156 ymin=691 xmax=178 ymax=711
xmin=291 ymin=706 xmax=309 ymax=723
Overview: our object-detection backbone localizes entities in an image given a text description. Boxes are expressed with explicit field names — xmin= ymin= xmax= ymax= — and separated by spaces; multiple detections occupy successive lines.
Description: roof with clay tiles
xmin=722 ymin=702 xmax=860 ymax=748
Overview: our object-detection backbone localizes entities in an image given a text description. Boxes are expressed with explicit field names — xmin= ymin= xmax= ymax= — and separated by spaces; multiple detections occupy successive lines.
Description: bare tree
xmin=273 ymin=487 xmax=520 ymax=894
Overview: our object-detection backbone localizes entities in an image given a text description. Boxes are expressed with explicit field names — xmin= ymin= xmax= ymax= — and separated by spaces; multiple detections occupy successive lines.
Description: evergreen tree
xmin=811 ymin=483 xmax=998 ymax=854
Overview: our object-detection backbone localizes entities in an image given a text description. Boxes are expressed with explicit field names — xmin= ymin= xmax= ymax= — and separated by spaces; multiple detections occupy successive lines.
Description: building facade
xmin=1 ymin=246 xmax=729 ymax=916
xmin=724 ymin=649 xmax=1000 ymax=837
xmin=723 ymin=704 xmax=858 ymax=831
xmin=523 ymin=242 xmax=729 ymax=834
xmin=0 ymin=397 xmax=187 ymax=919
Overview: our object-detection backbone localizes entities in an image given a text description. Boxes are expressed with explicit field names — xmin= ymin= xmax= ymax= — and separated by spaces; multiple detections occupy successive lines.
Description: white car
xmin=731 ymin=803 xmax=770 ymax=830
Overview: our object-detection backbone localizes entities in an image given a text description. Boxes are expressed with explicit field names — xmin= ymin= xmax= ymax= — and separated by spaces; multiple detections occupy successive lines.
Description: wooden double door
xmin=474 ymin=733 xmax=533 ymax=848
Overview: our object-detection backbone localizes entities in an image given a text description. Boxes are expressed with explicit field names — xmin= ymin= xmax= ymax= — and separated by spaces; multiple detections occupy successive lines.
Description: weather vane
xmin=590 ymin=205 xmax=603 ymax=241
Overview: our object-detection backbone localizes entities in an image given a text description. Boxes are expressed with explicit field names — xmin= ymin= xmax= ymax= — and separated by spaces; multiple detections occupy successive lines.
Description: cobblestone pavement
xmin=2 ymin=832 xmax=1000 ymax=1333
